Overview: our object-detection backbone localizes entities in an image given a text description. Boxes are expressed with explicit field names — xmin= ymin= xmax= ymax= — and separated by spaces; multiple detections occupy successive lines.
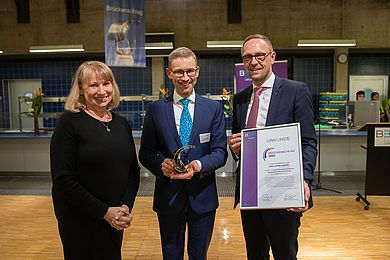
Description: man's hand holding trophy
xmin=161 ymin=145 xmax=199 ymax=179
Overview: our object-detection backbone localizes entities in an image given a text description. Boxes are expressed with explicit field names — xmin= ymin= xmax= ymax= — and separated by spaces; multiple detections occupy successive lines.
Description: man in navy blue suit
xmin=139 ymin=47 xmax=227 ymax=260
xmin=229 ymin=34 xmax=318 ymax=260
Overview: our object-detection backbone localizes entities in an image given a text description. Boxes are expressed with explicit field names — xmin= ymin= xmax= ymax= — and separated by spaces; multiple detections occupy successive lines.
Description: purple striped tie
xmin=247 ymin=87 xmax=265 ymax=128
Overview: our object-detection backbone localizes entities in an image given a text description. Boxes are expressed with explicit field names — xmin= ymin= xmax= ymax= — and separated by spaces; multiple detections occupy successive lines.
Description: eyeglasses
xmin=170 ymin=68 xmax=198 ymax=78
xmin=242 ymin=52 xmax=272 ymax=64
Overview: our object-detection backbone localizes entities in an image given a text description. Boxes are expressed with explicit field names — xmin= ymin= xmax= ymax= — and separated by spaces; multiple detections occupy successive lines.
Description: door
xmin=349 ymin=75 xmax=389 ymax=102
xmin=7 ymin=79 xmax=42 ymax=131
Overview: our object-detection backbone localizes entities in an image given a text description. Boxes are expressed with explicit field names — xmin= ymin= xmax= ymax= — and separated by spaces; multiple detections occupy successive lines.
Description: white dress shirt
xmin=246 ymin=73 xmax=276 ymax=128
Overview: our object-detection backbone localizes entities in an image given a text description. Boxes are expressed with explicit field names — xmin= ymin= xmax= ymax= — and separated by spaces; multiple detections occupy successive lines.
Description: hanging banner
xmin=104 ymin=0 xmax=145 ymax=67
xmin=234 ymin=60 xmax=288 ymax=93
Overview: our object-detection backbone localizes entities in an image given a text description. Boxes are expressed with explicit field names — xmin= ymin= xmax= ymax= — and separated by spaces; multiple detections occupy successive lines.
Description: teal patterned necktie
xmin=179 ymin=99 xmax=192 ymax=146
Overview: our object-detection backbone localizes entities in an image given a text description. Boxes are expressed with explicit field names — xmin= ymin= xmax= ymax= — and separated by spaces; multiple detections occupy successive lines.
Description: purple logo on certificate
xmin=262 ymin=147 xmax=275 ymax=161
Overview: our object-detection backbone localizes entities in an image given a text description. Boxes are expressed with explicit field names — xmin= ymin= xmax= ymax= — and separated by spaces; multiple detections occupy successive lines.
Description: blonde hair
xmin=64 ymin=61 xmax=121 ymax=112
xmin=241 ymin=34 xmax=274 ymax=55
xmin=168 ymin=47 xmax=198 ymax=68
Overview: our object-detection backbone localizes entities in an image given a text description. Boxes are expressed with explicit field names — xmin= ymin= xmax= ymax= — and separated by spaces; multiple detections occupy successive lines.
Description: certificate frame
xmin=240 ymin=123 xmax=305 ymax=209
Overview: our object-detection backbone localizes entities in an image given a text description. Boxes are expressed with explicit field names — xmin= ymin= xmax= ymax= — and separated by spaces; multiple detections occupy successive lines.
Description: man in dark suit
xmin=139 ymin=47 xmax=227 ymax=260
xmin=229 ymin=34 xmax=317 ymax=260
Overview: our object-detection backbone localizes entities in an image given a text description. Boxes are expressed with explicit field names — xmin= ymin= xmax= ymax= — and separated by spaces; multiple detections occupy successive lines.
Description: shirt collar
xmin=173 ymin=90 xmax=196 ymax=104
xmin=252 ymin=72 xmax=275 ymax=90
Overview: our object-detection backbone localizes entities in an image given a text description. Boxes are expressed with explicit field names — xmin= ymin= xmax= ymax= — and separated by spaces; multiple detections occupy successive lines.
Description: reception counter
xmin=0 ymin=131 xmax=236 ymax=174
xmin=315 ymin=129 xmax=367 ymax=172
xmin=0 ymin=129 xmax=367 ymax=173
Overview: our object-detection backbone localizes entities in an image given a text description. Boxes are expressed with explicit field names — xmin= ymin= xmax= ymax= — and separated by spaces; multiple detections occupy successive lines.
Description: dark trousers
xmin=157 ymin=206 xmax=216 ymax=260
xmin=241 ymin=209 xmax=302 ymax=260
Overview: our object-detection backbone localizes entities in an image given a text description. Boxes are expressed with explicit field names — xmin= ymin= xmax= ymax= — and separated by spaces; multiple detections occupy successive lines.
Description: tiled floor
xmin=0 ymin=171 xmax=366 ymax=197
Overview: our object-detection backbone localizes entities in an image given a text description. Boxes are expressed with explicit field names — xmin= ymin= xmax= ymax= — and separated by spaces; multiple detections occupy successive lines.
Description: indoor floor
xmin=1 ymin=171 xmax=389 ymax=259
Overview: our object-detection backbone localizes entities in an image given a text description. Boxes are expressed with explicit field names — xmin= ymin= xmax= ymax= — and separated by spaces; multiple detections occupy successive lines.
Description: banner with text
xmin=104 ymin=0 xmax=145 ymax=67
xmin=234 ymin=60 xmax=288 ymax=93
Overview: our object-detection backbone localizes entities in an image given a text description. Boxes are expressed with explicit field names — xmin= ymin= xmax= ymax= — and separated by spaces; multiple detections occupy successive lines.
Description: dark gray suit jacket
xmin=232 ymin=76 xmax=318 ymax=208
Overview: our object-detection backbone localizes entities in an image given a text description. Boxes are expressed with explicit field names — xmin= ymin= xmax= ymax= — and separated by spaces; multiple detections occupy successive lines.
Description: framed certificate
xmin=240 ymin=123 xmax=305 ymax=209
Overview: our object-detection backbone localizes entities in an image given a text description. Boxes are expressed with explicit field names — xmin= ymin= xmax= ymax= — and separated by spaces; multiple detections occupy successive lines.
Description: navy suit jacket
xmin=232 ymin=76 xmax=318 ymax=208
xmin=139 ymin=93 xmax=228 ymax=215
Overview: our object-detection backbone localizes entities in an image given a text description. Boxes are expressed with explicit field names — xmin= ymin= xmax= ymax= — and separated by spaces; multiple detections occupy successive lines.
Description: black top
xmin=50 ymin=110 xmax=140 ymax=219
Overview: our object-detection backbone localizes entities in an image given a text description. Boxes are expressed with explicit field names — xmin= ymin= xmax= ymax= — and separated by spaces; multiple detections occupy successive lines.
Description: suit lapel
xmin=266 ymin=76 xmax=283 ymax=126
xmin=240 ymin=87 xmax=253 ymax=129
xmin=164 ymin=96 xmax=182 ymax=146
xmin=189 ymin=94 xmax=202 ymax=145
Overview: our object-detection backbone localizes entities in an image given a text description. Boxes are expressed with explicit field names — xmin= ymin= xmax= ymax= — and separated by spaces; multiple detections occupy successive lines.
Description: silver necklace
xmin=99 ymin=120 xmax=111 ymax=132
xmin=84 ymin=109 xmax=111 ymax=132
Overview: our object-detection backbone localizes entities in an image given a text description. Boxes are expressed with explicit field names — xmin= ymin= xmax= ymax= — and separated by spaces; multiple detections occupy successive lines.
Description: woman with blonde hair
xmin=50 ymin=61 xmax=140 ymax=259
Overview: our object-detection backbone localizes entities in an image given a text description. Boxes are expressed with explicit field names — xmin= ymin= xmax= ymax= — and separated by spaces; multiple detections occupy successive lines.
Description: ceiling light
xmin=29 ymin=45 xmax=85 ymax=53
xmin=0 ymin=50 xmax=3 ymax=54
xmin=145 ymin=32 xmax=175 ymax=50
xmin=207 ymin=41 xmax=243 ymax=48
xmin=145 ymin=42 xmax=173 ymax=50
xmin=297 ymin=39 xmax=356 ymax=47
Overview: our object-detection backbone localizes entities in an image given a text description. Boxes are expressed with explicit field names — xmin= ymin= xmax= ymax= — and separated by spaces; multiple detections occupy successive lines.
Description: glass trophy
xmin=173 ymin=145 xmax=196 ymax=173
